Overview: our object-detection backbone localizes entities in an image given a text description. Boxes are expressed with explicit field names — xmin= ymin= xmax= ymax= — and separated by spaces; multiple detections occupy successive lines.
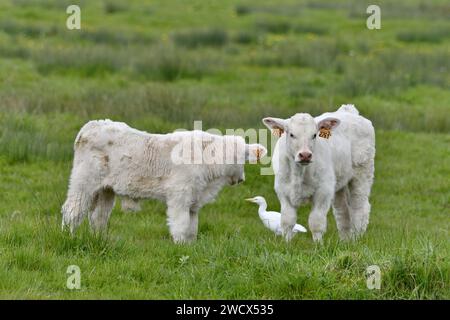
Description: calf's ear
xmin=245 ymin=144 xmax=267 ymax=162
xmin=262 ymin=117 xmax=287 ymax=131
xmin=317 ymin=117 xmax=340 ymax=131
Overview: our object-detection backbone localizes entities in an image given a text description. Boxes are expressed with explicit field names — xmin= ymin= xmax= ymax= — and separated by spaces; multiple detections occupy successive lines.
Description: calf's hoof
xmin=312 ymin=232 xmax=324 ymax=243
xmin=172 ymin=235 xmax=195 ymax=244
xmin=282 ymin=229 xmax=294 ymax=242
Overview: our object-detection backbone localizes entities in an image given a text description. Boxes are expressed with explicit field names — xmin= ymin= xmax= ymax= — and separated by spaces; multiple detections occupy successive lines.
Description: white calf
xmin=62 ymin=120 xmax=266 ymax=243
xmin=263 ymin=105 xmax=375 ymax=242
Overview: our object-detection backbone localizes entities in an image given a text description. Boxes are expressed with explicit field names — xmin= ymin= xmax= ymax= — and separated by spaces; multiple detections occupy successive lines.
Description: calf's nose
xmin=299 ymin=152 xmax=312 ymax=161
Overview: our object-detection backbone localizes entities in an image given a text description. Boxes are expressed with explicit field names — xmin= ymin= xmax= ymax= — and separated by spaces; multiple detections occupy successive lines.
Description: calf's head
xmin=226 ymin=142 xmax=267 ymax=185
xmin=263 ymin=113 xmax=340 ymax=165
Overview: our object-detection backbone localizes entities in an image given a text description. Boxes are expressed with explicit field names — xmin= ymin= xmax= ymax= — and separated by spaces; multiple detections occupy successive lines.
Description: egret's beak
xmin=245 ymin=198 xmax=255 ymax=202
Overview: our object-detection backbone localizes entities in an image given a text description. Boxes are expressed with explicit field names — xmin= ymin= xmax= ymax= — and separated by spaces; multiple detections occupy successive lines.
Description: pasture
xmin=0 ymin=0 xmax=448 ymax=299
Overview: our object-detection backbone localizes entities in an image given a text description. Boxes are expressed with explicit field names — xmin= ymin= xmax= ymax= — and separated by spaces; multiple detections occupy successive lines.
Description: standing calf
xmin=263 ymin=105 xmax=375 ymax=242
xmin=62 ymin=120 xmax=266 ymax=243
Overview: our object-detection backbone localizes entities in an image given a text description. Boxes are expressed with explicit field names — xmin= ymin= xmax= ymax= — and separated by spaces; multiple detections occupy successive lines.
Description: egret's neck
xmin=257 ymin=202 xmax=267 ymax=215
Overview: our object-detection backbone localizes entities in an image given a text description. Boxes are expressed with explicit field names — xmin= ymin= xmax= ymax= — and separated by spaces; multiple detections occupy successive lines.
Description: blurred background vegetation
xmin=0 ymin=0 xmax=448 ymax=163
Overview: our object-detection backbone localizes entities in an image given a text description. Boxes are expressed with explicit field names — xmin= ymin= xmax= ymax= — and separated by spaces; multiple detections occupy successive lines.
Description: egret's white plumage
xmin=246 ymin=196 xmax=307 ymax=235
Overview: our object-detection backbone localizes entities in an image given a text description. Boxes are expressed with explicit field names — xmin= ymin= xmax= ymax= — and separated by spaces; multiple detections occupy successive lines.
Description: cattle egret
xmin=245 ymin=196 xmax=307 ymax=235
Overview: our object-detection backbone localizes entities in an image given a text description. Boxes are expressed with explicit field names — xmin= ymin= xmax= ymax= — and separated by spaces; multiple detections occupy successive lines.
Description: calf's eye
xmin=290 ymin=133 xmax=295 ymax=138
xmin=312 ymin=134 xmax=317 ymax=139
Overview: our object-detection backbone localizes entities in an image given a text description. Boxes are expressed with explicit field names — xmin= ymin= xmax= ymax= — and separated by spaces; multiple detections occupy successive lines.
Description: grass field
xmin=0 ymin=0 xmax=448 ymax=299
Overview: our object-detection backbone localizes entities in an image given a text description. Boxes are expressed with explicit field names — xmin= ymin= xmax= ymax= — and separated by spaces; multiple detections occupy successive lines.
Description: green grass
xmin=0 ymin=0 xmax=449 ymax=299
xmin=172 ymin=28 xmax=228 ymax=48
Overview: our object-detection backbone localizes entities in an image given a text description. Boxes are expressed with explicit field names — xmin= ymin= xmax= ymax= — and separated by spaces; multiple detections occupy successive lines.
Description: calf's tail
xmin=338 ymin=104 xmax=359 ymax=115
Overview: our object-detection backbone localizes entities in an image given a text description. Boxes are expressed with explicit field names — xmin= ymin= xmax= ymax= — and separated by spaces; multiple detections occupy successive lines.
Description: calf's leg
xmin=332 ymin=186 xmax=352 ymax=240
xmin=349 ymin=161 xmax=374 ymax=237
xmin=121 ymin=196 xmax=141 ymax=213
xmin=187 ymin=204 xmax=200 ymax=242
xmin=89 ymin=188 xmax=115 ymax=233
xmin=280 ymin=197 xmax=298 ymax=241
xmin=309 ymin=189 xmax=333 ymax=243
xmin=166 ymin=204 xmax=192 ymax=244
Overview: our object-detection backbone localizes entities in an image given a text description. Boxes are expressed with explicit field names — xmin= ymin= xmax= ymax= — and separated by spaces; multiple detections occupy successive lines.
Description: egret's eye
xmin=312 ymin=133 xmax=317 ymax=139
xmin=289 ymin=133 xmax=295 ymax=138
